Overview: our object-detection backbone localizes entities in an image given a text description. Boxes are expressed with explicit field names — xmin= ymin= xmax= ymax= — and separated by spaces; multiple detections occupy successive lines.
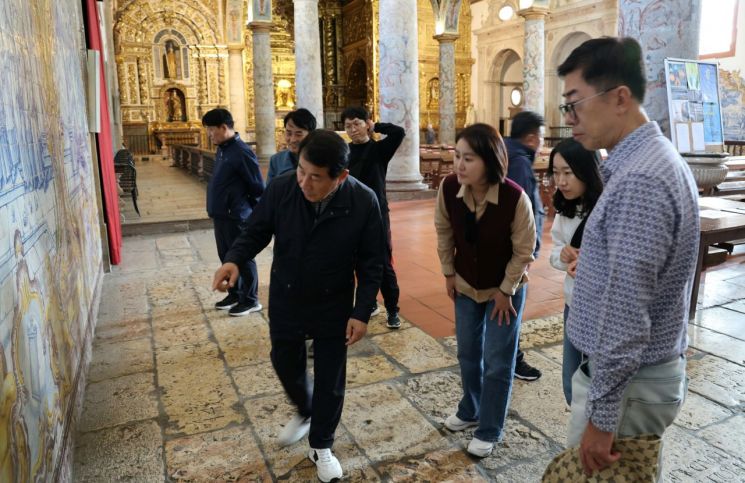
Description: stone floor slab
xmin=699 ymin=414 xmax=745 ymax=460
xmin=675 ymin=392 xmax=733 ymax=431
xmin=518 ymin=314 xmax=565 ymax=350
xmin=694 ymin=306 xmax=745 ymax=340
xmin=94 ymin=318 xmax=151 ymax=343
xmin=377 ymin=448 xmax=489 ymax=482
xmin=153 ymin=321 xmax=211 ymax=349
xmin=399 ymin=369 xmax=463 ymax=423
xmin=165 ymin=426 xmax=272 ymax=481
xmin=342 ymin=382 xmax=448 ymax=462
xmin=87 ymin=337 xmax=154 ymax=382
xmin=73 ymin=420 xmax=164 ymax=482
xmin=689 ymin=325 xmax=745 ymax=365
xmin=78 ymin=372 xmax=158 ymax=433
xmin=347 ymin=354 xmax=404 ymax=387
xmin=686 ymin=354 xmax=745 ymax=408
xmin=371 ymin=327 xmax=457 ymax=374
xmin=662 ymin=424 xmax=745 ymax=482
xmin=232 ymin=362 xmax=284 ymax=399
xmin=210 ymin=316 xmax=271 ymax=367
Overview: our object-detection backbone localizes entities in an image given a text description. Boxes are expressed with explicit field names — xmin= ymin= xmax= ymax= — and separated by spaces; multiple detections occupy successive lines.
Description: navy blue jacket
xmin=207 ymin=134 xmax=264 ymax=221
xmin=225 ymin=174 xmax=384 ymax=337
xmin=505 ymin=137 xmax=545 ymax=256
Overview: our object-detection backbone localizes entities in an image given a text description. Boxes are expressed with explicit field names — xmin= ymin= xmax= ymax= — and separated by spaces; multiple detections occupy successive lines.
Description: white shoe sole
xmin=444 ymin=419 xmax=478 ymax=432
xmin=467 ymin=444 xmax=494 ymax=458
xmin=215 ymin=302 xmax=237 ymax=310
xmin=229 ymin=303 xmax=263 ymax=317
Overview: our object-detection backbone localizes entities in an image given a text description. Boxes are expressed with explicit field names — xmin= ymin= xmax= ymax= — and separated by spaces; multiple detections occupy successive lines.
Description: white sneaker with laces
xmin=467 ymin=437 xmax=494 ymax=458
xmin=308 ymin=448 xmax=343 ymax=482
xmin=277 ymin=414 xmax=310 ymax=447
xmin=444 ymin=414 xmax=478 ymax=432
xmin=370 ymin=304 xmax=381 ymax=317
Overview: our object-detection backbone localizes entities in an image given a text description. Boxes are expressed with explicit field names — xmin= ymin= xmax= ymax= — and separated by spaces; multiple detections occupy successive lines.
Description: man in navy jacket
xmin=506 ymin=110 xmax=546 ymax=381
xmin=203 ymin=108 xmax=264 ymax=316
xmin=212 ymin=130 xmax=384 ymax=483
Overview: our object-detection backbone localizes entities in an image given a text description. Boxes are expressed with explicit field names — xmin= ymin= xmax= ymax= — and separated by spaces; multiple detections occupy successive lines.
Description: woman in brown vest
xmin=435 ymin=123 xmax=536 ymax=457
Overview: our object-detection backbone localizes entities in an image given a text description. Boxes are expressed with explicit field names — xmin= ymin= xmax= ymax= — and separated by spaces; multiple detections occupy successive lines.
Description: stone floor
xmin=73 ymin=194 xmax=745 ymax=481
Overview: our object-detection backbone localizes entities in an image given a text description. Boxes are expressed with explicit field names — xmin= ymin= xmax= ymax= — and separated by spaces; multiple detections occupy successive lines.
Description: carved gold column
xmin=379 ymin=0 xmax=426 ymax=191
xmin=294 ymin=0 xmax=324 ymax=127
xmin=228 ymin=46 xmax=248 ymax=136
xmin=249 ymin=18 xmax=277 ymax=160
xmin=518 ymin=4 xmax=549 ymax=117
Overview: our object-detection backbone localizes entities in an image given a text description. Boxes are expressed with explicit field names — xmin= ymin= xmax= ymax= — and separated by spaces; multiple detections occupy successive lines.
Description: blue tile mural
xmin=0 ymin=1 xmax=103 ymax=480
xmin=720 ymin=68 xmax=745 ymax=142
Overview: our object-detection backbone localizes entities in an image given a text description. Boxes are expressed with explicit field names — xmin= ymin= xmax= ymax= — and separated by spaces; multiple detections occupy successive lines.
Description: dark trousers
xmin=270 ymin=331 xmax=348 ymax=449
xmin=379 ymin=211 xmax=400 ymax=314
xmin=213 ymin=218 xmax=258 ymax=305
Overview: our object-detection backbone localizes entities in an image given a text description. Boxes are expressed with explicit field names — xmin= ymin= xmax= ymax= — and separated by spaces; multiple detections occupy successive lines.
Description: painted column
xmin=518 ymin=6 xmax=549 ymax=117
xmin=294 ymin=0 xmax=324 ymax=127
xmin=618 ymin=0 xmax=702 ymax=137
xmin=248 ymin=22 xmax=276 ymax=160
xmin=228 ymin=47 xmax=247 ymax=136
xmin=379 ymin=0 xmax=426 ymax=192
xmin=435 ymin=33 xmax=458 ymax=145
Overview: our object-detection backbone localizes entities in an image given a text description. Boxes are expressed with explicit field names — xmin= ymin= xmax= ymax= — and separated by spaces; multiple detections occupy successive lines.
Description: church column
xmin=248 ymin=21 xmax=276 ymax=161
xmin=434 ymin=33 xmax=458 ymax=145
xmin=228 ymin=47 xmax=247 ymax=136
xmin=518 ymin=4 xmax=548 ymax=117
xmin=294 ymin=0 xmax=324 ymax=127
xmin=379 ymin=0 xmax=427 ymax=192
xmin=618 ymin=0 xmax=702 ymax=136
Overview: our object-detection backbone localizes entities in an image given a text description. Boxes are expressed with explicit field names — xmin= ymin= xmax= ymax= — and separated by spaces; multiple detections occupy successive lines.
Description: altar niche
xmin=152 ymin=30 xmax=190 ymax=82
xmin=164 ymin=88 xmax=187 ymax=123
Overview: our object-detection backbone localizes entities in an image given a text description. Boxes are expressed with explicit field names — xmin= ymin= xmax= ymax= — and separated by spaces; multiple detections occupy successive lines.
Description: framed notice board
xmin=664 ymin=58 xmax=725 ymax=153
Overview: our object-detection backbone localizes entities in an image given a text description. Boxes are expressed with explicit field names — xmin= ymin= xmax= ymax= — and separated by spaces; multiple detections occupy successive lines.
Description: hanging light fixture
xmin=510 ymin=87 xmax=523 ymax=107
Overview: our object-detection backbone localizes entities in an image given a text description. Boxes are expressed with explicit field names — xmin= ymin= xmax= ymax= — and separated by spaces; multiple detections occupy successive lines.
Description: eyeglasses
xmin=558 ymin=86 xmax=620 ymax=117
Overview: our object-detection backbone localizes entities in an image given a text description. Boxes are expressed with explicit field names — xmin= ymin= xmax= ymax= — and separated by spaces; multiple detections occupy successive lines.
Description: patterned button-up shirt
xmin=567 ymin=122 xmax=700 ymax=432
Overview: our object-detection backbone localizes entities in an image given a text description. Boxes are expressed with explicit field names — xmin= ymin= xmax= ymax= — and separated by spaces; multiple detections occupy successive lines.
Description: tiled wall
xmin=0 ymin=0 xmax=103 ymax=480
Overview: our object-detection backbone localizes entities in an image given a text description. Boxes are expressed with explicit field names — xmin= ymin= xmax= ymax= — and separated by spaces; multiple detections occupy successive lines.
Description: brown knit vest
xmin=442 ymin=174 xmax=523 ymax=290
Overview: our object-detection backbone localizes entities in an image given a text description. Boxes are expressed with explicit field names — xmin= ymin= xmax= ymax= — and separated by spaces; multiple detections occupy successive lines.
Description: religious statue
xmin=165 ymin=90 xmax=184 ymax=122
xmin=163 ymin=42 xmax=179 ymax=79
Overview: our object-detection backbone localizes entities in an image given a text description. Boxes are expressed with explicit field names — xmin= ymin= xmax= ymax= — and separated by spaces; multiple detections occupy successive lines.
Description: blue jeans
xmin=562 ymin=304 xmax=584 ymax=405
xmin=454 ymin=285 xmax=526 ymax=442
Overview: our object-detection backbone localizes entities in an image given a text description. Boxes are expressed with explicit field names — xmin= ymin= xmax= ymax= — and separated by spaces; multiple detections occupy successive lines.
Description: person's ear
xmin=615 ymin=86 xmax=634 ymax=113
xmin=337 ymin=169 xmax=350 ymax=183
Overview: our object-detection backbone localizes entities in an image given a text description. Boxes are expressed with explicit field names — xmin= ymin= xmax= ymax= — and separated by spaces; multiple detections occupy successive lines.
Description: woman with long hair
xmin=547 ymin=138 xmax=603 ymax=406
xmin=435 ymin=123 xmax=536 ymax=457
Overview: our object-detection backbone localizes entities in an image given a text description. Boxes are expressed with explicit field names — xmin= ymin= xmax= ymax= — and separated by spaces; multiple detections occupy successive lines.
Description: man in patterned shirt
xmin=557 ymin=37 xmax=699 ymax=476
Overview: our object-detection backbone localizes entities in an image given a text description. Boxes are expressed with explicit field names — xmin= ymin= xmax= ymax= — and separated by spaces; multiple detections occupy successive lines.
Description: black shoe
xmin=215 ymin=293 xmax=239 ymax=310
xmin=228 ymin=302 xmax=263 ymax=317
xmin=514 ymin=359 xmax=542 ymax=381
xmin=386 ymin=312 xmax=401 ymax=329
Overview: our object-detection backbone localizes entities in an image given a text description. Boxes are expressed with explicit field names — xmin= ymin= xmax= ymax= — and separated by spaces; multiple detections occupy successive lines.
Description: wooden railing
xmin=123 ymin=134 xmax=150 ymax=155
xmin=171 ymin=145 xmax=217 ymax=182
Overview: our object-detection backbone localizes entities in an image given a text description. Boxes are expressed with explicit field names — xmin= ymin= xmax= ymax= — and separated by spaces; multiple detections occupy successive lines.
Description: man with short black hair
xmin=342 ymin=106 xmax=405 ymax=329
xmin=202 ymin=108 xmax=264 ymax=316
xmin=266 ymin=108 xmax=317 ymax=184
xmin=506 ymin=110 xmax=546 ymax=382
xmin=557 ymin=37 xmax=698 ymax=477
xmin=212 ymin=130 xmax=384 ymax=483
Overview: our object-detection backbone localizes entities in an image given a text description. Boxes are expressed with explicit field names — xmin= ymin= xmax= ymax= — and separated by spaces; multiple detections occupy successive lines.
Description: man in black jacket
xmin=203 ymin=108 xmax=264 ymax=316
xmin=212 ymin=130 xmax=384 ymax=483
xmin=342 ymin=106 xmax=404 ymax=329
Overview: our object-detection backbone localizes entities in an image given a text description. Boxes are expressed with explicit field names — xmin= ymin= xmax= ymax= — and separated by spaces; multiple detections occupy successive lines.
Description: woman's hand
xmin=445 ymin=275 xmax=457 ymax=301
xmin=567 ymin=259 xmax=578 ymax=278
xmin=560 ymin=245 xmax=579 ymax=264
xmin=490 ymin=290 xmax=517 ymax=326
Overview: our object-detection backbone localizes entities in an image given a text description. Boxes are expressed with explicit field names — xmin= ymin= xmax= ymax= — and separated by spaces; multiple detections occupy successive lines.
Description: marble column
xmin=379 ymin=0 xmax=427 ymax=192
xmin=618 ymin=0 xmax=702 ymax=137
xmin=228 ymin=47 xmax=247 ymax=136
xmin=294 ymin=0 xmax=324 ymax=127
xmin=435 ymin=33 xmax=458 ymax=146
xmin=519 ymin=6 xmax=548 ymax=117
xmin=249 ymin=22 xmax=276 ymax=160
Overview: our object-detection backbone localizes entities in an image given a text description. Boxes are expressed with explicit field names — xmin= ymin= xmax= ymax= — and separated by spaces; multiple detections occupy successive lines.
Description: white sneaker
xmin=444 ymin=414 xmax=478 ymax=432
xmin=467 ymin=437 xmax=494 ymax=458
xmin=308 ymin=448 xmax=343 ymax=482
xmin=370 ymin=303 xmax=381 ymax=317
xmin=277 ymin=414 xmax=310 ymax=447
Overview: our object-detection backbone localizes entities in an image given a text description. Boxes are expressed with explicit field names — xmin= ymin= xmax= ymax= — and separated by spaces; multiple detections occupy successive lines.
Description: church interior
xmin=1 ymin=0 xmax=745 ymax=481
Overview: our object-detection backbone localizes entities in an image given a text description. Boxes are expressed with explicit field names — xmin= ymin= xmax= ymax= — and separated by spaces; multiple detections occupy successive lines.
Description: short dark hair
xmin=298 ymin=130 xmax=349 ymax=179
xmin=510 ymin=111 xmax=545 ymax=139
xmin=341 ymin=106 xmax=370 ymax=123
xmin=284 ymin=108 xmax=317 ymax=131
xmin=455 ymin=123 xmax=508 ymax=185
xmin=548 ymin=138 xmax=603 ymax=218
xmin=202 ymin=108 xmax=234 ymax=129
xmin=557 ymin=37 xmax=646 ymax=103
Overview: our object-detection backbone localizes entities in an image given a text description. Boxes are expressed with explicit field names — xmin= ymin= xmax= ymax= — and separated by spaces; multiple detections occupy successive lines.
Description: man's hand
xmin=489 ymin=290 xmax=516 ymax=326
xmin=445 ymin=275 xmax=457 ymax=301
xmin=345 ymin=318 xmax=367 ymax=346
xmin=579 ymin=421 xmax=621 ymax=475
xmin=366 ymin=119 xmax=375 ymax=135
xmin=560 ymin=245 xmax=579 ymax=264
xmin=212 ymin=263 xmax=240 ymax=292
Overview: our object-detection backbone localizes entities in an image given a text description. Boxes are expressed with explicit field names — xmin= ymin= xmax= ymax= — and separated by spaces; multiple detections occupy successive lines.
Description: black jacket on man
xmin=348 ymin=122 xmax=405 ymax=213
xmin=207 ymin=133 xmax=264 ymax=221
xmin=224 ymin=172 xmax=385 ymax=337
